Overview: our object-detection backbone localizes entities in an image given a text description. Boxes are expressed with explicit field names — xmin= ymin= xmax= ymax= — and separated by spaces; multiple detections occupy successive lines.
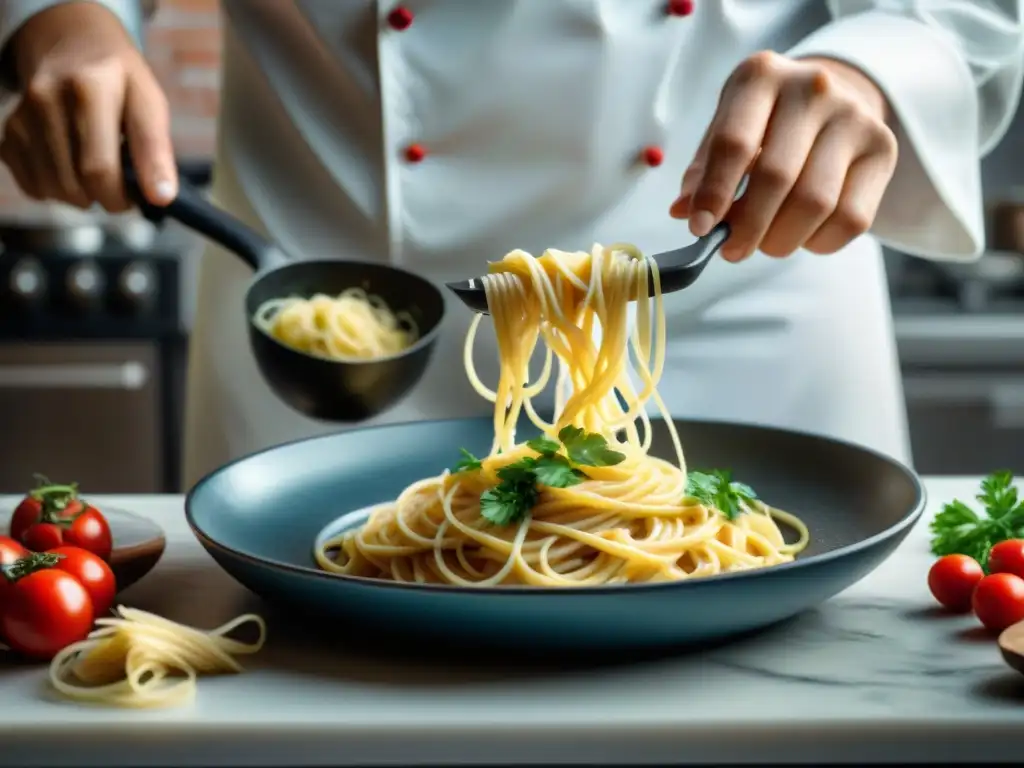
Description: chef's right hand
xmin=0 ymin=1 xmax=177 ymax=212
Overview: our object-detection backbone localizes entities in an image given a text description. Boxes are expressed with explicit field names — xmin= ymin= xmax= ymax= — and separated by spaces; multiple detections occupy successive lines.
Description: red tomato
xmin=928 ymin=554 xmax=985 ymax=612
xmin=9 ymin=496 xmax=43 ymax=543
xmin=988 ymin=539 xmax=1024 ymax=580
xmin=0 ymin=567 xmax=94 ymax=659
xmin=0 ymin=536 xmax=29 ymax=613
xmin=58 ymin=501 xmax=113 ymax=560
xmin=22 ymin=523 xmax=63 ymax=552
xmin=9 ymin=478 xmax=79 ymax=542
xmin=11 ymin=483 xmax=113 ymax=562
xmin=973 ymin=572 xmax=1024 ymax=633
xmin=0 ymin=535 xmax=28 ymax=567
xmin=49 ymin=546 xmax=116 ymax=616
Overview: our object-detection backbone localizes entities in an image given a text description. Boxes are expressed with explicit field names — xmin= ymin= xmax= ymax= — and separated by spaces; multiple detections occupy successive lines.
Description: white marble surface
xmin=1 ymin=478 xmax=1022 ymax=766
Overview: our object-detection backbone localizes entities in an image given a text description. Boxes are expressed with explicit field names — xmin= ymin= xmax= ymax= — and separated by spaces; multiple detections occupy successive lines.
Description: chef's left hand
xmin=670 ymin=51 xmax=898 ymax=263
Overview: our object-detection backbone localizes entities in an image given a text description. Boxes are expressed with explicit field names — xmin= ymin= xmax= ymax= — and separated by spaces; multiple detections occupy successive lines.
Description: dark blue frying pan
xmin=185 ymin=416 xmax=925 ymax=653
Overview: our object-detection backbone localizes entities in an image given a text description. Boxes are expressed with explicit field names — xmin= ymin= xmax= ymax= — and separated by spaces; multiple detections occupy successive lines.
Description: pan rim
xmin=185 ymin=416 xmax=927 ymax=597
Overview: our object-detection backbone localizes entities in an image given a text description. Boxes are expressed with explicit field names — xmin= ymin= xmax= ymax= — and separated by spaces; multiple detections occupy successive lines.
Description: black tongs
xmin=445 ymin=222 xmax=731 ymax=315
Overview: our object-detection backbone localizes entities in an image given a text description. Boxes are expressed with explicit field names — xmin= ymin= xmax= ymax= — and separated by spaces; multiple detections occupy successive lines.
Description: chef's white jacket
xmin=2 ymin=0 xmax=1022 ymax=487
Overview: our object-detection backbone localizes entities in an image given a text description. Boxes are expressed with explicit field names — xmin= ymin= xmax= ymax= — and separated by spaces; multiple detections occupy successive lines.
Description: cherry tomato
xmin=22 ymin=523 xmax=63 ymax=552
xmin=9 ymin=477 xmax=79 ymax=542
xmin=0 ymin=535 xmax=28 ymax=567
xmin=0 ymin=566 xmax=94 ymax=659
xmin=58 ymin=501 xmax=113 ymax=560
xmin=928 ymin=554 xmax=984 ymax=612
xmin=973 ymin=572 xmax=1024 ymax=633
xmin=989 ymin=539 xmax=1024 ymax=580
xmin=49 ymin=546 xmax=116 ymax=617
xmin=12 ymin=482 xmax=113 ymax=562
xmin=0 ymin=536 xmax=29 ymax=613
xmin=9 ymin=496 xmax=42 ymax=543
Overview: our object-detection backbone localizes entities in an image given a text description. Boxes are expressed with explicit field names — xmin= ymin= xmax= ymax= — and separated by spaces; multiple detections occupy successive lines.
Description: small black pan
xmin=122 ymin=162 xmax=446 ymax=422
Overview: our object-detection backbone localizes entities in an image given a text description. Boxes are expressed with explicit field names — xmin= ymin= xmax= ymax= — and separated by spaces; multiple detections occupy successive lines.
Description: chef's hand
xmin=0 ymin=2 xmax=177 ymax=211
xmin=670 ymin=51 xmax=897 ymax=262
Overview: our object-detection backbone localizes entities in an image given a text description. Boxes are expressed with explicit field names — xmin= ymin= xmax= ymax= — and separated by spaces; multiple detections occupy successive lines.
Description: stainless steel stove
xmin=0 ymin=239 xmax=186 ymax=493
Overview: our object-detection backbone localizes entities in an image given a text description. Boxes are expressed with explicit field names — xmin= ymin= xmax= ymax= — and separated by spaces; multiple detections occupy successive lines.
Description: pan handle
xmin=120 ymin=146 xmax=273 ymax=272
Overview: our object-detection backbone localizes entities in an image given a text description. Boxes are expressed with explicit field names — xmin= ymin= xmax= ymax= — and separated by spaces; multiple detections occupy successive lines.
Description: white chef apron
xmin=181 ymin=157 xmax=910 ymax=490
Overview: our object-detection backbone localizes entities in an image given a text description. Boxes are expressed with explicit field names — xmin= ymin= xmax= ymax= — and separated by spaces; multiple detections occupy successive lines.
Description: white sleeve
xmin=787 ymin=1 xmax=1024 ymax=262
xmin=0 ymin=0 xmax=146 ymax=90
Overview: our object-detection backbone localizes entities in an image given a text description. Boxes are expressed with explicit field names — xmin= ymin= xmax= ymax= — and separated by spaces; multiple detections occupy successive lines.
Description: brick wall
xmin=0 ymin=0 xmax=222 ymax=218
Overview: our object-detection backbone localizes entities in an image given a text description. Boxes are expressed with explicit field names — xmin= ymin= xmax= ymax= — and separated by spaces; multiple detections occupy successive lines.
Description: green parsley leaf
xmin=557 ymin=425 xmax=626 ymax=467
xmin=452 ymin=448 xmax=482 ymax=473
xmin=480 ymin=459 xmax=539 ymax=526
xmin=929 ymin=471 xmax=1024 ymax=569
xmin=532 ymin=455 xmax=585 ymax=488
xmin=684 ymin=469 xmax=758 ymax=521
xmin=979 ymin=470 xmax=1020 ymax=520
xmin=526 ymin=435 xmax=561 ymax=456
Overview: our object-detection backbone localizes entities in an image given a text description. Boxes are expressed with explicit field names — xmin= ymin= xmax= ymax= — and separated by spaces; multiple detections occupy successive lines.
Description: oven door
xmin=0 ymin=342 xmax=162 ymax=493
xmin=903 ymin=369 xmax=1024 ymax=475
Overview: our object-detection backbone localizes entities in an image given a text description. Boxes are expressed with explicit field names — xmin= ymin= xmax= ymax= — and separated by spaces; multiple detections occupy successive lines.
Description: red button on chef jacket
xmin=405 ymin=143 xmax=427 ymax=163
xmin=387 ymin=6 xmax=414 ymax=30
xmin=667 ymin=0 xmax=694 ymax=17
xmin=642 ymin=146 xmax=664 ymax=167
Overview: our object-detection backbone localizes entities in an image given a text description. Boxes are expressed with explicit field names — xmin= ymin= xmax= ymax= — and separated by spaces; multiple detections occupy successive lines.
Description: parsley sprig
xmin=452 ymin=448 xmax=482 ymax=473
xmin=450 ymin=427 xmax=627 ymax=526
xmin=930 ymin=471 xmax=1024 ymax=570
xmin=684 ymin=469 xmax=758 ymax=521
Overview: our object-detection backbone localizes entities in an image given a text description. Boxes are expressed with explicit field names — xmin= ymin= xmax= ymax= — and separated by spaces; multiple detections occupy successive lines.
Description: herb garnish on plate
xmin=684 ymin=469 xmax=758 ymax=521
xmin=451 ymin=427 xmax=626 ymax=526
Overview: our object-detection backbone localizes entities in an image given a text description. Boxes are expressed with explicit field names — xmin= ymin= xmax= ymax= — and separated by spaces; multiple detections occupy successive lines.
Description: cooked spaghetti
xmin=48 ymin=606 xmax=266 ymax=708
xmin=254 ymin=288 xmax=417 ymax=360
xmin=315 ymin=244 xmax=809 ymax=587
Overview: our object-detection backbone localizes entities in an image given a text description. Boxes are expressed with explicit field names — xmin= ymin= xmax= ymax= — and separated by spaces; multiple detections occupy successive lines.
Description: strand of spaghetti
xmin=253 ymin=287 xmax=417 ymax=361
xmin=48 ymin=607 xmax=266 ymax=708
xmin=315 ymin=243 xmax=810 ymax=586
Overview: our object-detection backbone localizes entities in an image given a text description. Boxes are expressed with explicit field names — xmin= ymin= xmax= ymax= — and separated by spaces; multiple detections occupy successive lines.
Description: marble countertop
xmin=1 ymin=478 xmax=1023 ymax=766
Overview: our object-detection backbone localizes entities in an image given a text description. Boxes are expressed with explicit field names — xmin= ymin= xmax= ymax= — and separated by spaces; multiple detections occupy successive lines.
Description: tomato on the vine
xmin=22 ymin=523 xmax=63 ymax=552
xmin=0 ymin=553 xmax=94 ymax=659
xmin=10 ymin=476 xmax=78 ymax=541
xmin=10 ymin=476 xmax=112 ymax=561
xmin=0 ymin=535 xmax=29 ymax=614
xmin=49 ymin=546 xmax=116 ymax=617
xmin=0 ymin=535 xmax=28 ymax=567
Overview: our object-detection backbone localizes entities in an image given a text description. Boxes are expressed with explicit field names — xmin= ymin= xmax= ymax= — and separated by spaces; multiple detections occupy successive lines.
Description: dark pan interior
xmin=188 ymin=416 xmax=923 ymax=578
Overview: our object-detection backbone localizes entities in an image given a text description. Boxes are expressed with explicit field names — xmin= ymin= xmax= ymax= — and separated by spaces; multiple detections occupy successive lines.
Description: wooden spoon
xmin=997 ymin=619 xmax=1024 ymax=674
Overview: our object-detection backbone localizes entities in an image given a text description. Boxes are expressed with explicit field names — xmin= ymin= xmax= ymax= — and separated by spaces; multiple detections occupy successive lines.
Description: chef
xmin=0 ymin=0 xmax=1021 ymax=487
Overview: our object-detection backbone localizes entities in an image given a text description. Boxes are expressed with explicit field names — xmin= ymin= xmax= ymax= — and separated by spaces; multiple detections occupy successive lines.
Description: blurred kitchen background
xmin=0 ymin=0 xmax=1022 ymax=493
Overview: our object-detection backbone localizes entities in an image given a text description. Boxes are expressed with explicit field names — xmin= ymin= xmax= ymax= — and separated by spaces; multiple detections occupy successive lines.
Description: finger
xmin=668 ymin=163 xmax=703 ymax=219
xmin=754 ymin=119 xmax=857 ymax=259
xmin=720 ymin=72 xmax=833 ymax=262
xmin=25 ymin=78 xmax=91 ymax=207
xmin=669 ymin=130 xmax=712 ymax=218
xmin=0 ymin=118 xmax=45 ymax=200
xmin=71 ymin=70 xmax=130 ymax=212
xmin=688 ymin=54 xmax=780 ymax=237
xmin=123 ymin=71 xmax=177 ymax=205
xmin=804 ymin=150 xmax=894 ymax=255
xmin=0 ymin=138 xmax=43 ymax=200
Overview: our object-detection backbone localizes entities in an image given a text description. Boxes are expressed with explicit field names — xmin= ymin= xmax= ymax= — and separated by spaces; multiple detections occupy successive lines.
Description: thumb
xmin=122 ymin=70 xmax=177 ymax=205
